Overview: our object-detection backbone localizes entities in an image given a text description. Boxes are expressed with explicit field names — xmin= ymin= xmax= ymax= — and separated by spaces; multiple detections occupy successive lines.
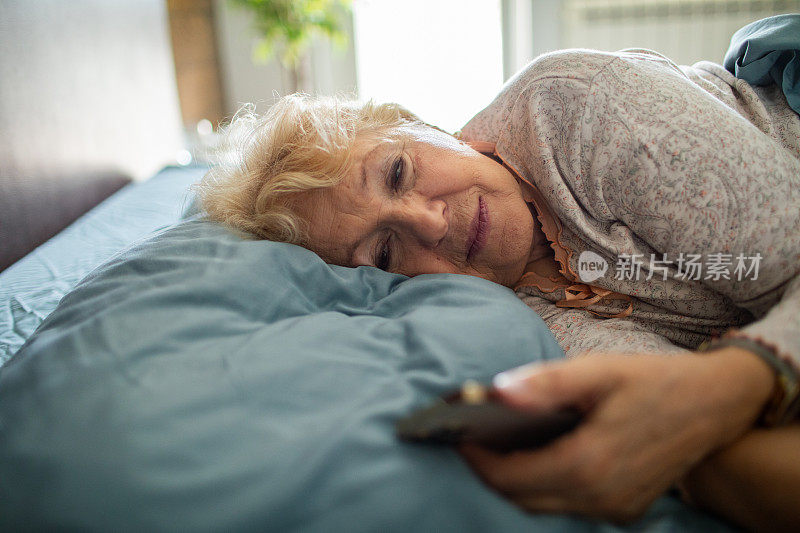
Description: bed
xmin=2 ymin=14 xmax=797 ymax=533
xmin=0 ymin=164 xmax=737 ymax=532
xmin=0 ymin=165 xmax=204 ymax=362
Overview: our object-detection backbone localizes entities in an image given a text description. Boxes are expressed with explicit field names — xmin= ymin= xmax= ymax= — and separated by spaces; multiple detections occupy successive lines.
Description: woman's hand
xmin=460 ymin=348 xmax=775 ymax=523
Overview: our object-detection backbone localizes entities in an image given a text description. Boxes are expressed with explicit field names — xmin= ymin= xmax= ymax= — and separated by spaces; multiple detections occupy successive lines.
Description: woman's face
xmin=292 ymin=126 xmax=536 ymax=287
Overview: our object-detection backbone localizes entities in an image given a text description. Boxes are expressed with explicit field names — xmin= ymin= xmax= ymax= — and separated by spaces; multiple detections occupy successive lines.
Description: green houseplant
xmin=230 ymin=0 xmax=352 ymax=93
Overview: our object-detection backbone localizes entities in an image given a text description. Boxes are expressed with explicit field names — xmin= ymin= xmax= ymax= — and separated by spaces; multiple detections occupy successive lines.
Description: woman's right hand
xmin=460 ymin=349 xmax=774 ymax=523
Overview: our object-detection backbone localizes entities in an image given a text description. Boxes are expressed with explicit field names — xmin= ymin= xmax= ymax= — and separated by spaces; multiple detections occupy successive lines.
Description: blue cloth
xmin=0 ymin=217 xmax=733 ymax=532
xmin=0 ymin=165 xmax=206 ymax=365
xmin=723 ymin=14 xmax=800 ymax=114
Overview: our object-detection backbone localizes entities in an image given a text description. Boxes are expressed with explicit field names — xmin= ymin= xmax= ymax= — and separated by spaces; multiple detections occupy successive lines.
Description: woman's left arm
xmin=581 ymin=53 xmax=800 ymax=378
xmin=678 ymin=422 xmax=800 ymax=532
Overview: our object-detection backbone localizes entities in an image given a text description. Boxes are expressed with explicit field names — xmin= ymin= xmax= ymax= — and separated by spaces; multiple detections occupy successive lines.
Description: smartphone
xmin=396 ymin=381 xmax=582 ymax=453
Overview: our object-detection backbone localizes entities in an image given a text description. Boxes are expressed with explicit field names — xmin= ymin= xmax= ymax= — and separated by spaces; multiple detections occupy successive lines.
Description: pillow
xmin=0 ymin=217 xmax=731 ymax=532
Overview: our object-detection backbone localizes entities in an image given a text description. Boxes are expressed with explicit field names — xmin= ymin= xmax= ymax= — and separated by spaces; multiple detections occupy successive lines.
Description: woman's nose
xmin=396 ymin=198 xmax=448 ymax=247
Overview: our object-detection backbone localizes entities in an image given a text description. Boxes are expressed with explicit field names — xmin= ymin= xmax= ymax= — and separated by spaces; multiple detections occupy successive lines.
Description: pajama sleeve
xmin=576 ymin=52 xmax=800 ymax=373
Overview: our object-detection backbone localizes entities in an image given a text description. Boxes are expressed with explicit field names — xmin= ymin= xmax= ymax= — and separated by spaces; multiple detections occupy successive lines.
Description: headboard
xmin=0 ymin=0 xmax=184 ymax=271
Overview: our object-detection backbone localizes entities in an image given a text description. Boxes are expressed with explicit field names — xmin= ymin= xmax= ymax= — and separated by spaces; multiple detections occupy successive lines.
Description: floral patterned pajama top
xmin=460 ymin=49 xmax=800 ymax=376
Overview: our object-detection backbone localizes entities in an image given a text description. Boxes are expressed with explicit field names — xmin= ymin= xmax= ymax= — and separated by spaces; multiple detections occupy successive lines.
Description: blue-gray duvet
xmin=0 ymin=167 xmax=733 ymax=532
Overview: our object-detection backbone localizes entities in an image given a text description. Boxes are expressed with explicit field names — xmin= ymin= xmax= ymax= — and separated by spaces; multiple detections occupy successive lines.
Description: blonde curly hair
xmin=195 ymin=94 xmax=426 ymax=244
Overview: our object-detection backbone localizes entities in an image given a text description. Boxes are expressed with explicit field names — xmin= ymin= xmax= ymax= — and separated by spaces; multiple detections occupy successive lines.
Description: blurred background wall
xmin=0 ymin=0 xmax=183 ymax=181
xmin=0 ymin=0 xmax=184 ymax=270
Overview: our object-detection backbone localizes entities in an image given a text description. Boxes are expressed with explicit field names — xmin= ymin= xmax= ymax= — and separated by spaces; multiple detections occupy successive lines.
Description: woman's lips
xmin=467 ymin=196 xmax=490 ymax=261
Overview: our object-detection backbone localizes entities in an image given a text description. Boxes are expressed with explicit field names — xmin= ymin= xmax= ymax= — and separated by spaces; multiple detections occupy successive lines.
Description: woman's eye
xmin=389 ymin=156 xmax=404 ymax=191
xmin=376 ymin=238 xmax=392 ymax=271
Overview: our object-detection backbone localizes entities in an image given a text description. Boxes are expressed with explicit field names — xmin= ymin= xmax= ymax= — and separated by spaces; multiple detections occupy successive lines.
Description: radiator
xmin=560 ymin=0 xmax=800 ymax=65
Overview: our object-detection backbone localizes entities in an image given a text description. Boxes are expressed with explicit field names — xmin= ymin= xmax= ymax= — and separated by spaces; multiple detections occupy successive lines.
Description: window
xmin=352 ymin=0 xmax=504 ymax=133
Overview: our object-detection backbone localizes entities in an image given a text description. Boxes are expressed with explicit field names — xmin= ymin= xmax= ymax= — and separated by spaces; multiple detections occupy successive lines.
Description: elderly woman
xmin=199 ymin=48 xmax=800 ymax=530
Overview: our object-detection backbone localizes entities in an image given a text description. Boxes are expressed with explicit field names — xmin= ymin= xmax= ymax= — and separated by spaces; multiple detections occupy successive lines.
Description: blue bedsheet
xmin=0 ymin=165 xmax=206 ymax=365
